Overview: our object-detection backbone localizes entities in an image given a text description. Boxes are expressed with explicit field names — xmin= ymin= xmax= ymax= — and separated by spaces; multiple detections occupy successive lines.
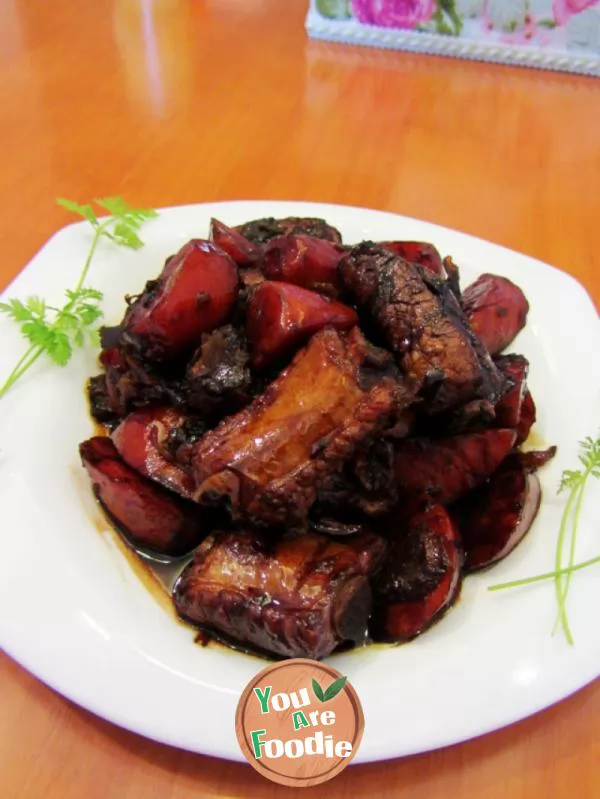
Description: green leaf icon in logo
xmin=312 ymin=675 xmax=348 ymax=703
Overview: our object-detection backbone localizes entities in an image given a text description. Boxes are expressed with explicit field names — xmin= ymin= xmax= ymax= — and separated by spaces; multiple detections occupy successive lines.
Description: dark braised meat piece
xmin=246 ymin=281 xmax=358 ymax=369
xmin=340 ymin=243 xmax=503 ymax=412
xmin=384 ymin=408 xmax=417 ymax=440
xmin=453 ymin=460 xmax=542 ymax=572
xmin=442 ymin=256 xmax=462 ymax=300
xmin=234 ymin=216 xmax=342 ymax=245
xmin=184 ymin=325 xmax=252 ymax=415
xmin=173 ymin=529 xmax=387 ymax=659
xmin=378 ymin=241 xmax=443 ymax=276
xmin=393 ymin=428 xmax=517 ymax=505
xmin=261 ymin=235 xmax=344 ymax=294
xmin=161 ymin=416 xmax=209 ymax=470
xmin=516 ymin=390 xmax=536 ymax=444
xmin=79 ymin=437 xmax=205 ymax=557
xmin=371 ymin=504 xmax=462 ymax=642
xmin=87 ymin=374 xmax=121 ymax=427
xmin=112 ymin=407 xmax=196 ymax=498
xmin=494 ymin=354 xmax=529 ymax=428
xmin=99 ymin=324 xmax=123 ymax=350
xmin=441 ymin=398 xmax=497 ymax=435
xmin=192 ymin=327 xmax=413 ymax=526
xmin=99 ymin=346 xmax=172 ymax=417
xmin=462 ymin=273 xmax=529 ymax=355
xmin=209 ymin=218 xmax=261 ymax=266
xmin=121 ymin=240 xmax=238 ymax=361
xmin=316 ymin=439 xmax=398 ymax=519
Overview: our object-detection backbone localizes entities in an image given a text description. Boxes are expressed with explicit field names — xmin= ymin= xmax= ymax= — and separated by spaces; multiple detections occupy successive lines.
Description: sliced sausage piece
xmin=79 ymin=437 xmax=205 ymax=557
xmin=453 ymin=461 xmax=542 ymax=572
xmin=121 ymin=240 xmax=238 ymax=360
xmin=393 ymin=428 xmax=517 ymax=505
xmin=494 ymin=354 xmax=529 ymax=428
xmin=209 ymin=218 xmax=261 ymax=266
xmin=516 ymin=389 xmax=536 ymax=444
xmin=378 ymin=241 xmax=443 ymax=276
xmin=462 ymin=273 xmax=529 ymax=355
xmin=246 ymin=281 xmax=358 ymax=368
xmin=370 ymin=505 xmax=462 ymax=642
xmin=513 ymin=446 xmax=557 ymax=472
xmin=261 ymin=234 xmax=344 ymax=294
xmin=111 ymin=407 xmax=196 ymax=498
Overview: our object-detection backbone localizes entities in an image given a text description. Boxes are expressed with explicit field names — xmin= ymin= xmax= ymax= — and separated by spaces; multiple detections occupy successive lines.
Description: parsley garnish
xmin=489 ymin=434 xmax=600 ymax=644
xmin=0 ymin=197 xmax=157 ymax=399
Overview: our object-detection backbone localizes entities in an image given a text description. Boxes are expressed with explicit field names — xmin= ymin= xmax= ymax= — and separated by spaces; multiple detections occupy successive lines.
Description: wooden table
xmin=0 ymin=1 xmax=598 ymax=797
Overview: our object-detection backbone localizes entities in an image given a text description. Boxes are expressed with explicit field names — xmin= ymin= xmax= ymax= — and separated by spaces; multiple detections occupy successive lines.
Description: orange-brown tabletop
xmin=0 ymin=2 xmax=598 ymax=798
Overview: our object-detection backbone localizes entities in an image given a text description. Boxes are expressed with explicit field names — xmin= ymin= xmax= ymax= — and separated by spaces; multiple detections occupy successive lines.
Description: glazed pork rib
xmin=340 ymin=244 xmax=504 ymax=412
xmin=191 ymin=326 xmax=413 ymax=526
xmin=173 ymin=529 xmax=387 ymax=659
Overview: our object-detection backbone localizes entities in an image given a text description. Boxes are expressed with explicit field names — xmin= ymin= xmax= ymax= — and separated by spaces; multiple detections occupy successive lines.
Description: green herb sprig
xmin=489 ymin=434 xmax=600 ymax=644
xmin=0 ymin=197 xmax=157 ymax=399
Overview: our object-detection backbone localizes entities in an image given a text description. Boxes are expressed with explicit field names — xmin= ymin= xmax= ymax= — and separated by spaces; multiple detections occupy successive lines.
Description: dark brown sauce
xmin=80 ymin=385 xmax=544 ymax=662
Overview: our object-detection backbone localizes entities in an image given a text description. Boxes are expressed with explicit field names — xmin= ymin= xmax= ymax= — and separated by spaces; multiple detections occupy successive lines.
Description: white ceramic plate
xmin=1 ymin=201 xmax=599 ymax=763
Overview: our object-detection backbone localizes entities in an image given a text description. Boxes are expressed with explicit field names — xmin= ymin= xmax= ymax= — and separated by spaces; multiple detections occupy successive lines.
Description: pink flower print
xmin=553 ymin=0 xmax=599 ymax=26
xmin=351 ymin=0 xmax=435 ymax=28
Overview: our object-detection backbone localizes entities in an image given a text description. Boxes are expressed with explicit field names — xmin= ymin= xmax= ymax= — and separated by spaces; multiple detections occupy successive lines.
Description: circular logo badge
xmin=236 ymin=658 xmax=364 ymax=788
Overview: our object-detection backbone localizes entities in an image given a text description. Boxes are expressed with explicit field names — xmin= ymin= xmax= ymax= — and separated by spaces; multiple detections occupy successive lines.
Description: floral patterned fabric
xmin=351 ymin=0 xmax=435 ymax=28
xmin=314 ymin=0 xmax=600 ymax=53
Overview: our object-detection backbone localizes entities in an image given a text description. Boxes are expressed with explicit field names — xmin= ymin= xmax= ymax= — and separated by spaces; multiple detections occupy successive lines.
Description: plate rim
xmin=1 ymin=198 xmax=599 ymax=763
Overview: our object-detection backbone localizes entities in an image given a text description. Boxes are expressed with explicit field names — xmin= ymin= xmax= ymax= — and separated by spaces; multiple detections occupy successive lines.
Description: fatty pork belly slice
xmin=111 ymin=406 xmax=197 ymax=498
xmin=79 ymin=437 xmax=204 ymax=557
xmin=370 ymin=504 xmax=462 ymax=643
xmin=120 ymin=240 xmax=239 ymax=361
xmin=339 ymin=243 xmax=504 ymax=413
xmin=462 ymin=273 xmax=529 ymax=356
xmin=173 ymin=529 xmax=387 ymax=659
xmin=192 ymin=326 xmax=413 ymax=526
xmin=393 ymin=428 xmax=517 ymax=505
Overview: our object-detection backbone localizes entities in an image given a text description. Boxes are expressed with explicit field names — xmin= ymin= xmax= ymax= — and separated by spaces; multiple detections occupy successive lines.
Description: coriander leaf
xmin=312 ymin=679 xmax=325 ymax=703
xmin=95 ymin=196 xmax=130 ymax=217
xmin=26 ymin=296 xmax=47 ymax=318
xmin=57 ymin=198 xmax=98 ymax=226
xmin=0 ymin=298 xmax=40 ymax=323
xmin=1 ymin=195 xmax=157 ymax=400
xmin=46 ymin=330 xmax=72 ymax=366
xmin=323 ymin=676 xmax=348 ymax=702
xmin=66 ymin=288 xmax=103 ymax=303
xmin=489 ymin=432 xmax=600 ymax=645
xmin=22 ymin=319 xmax=54 ymax=349
xmin=87 ymin=328 xmax=101 ymax=348
xmin=111 ymin=221 xmax=144 ymax=250
xmin=95 ymin=196 xmax=157 ymax=222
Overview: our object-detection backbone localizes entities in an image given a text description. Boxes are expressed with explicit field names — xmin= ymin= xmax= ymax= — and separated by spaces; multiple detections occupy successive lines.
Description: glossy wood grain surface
xmin=0 ymin=1 xmax=598 ymax=797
